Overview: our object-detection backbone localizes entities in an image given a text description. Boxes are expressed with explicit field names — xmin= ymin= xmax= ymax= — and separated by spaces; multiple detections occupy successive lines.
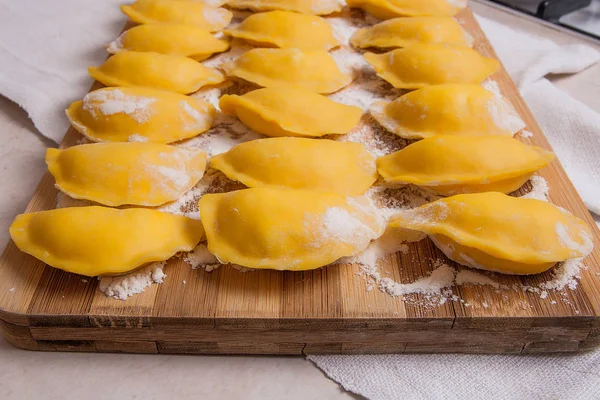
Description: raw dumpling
xmin=46 ymin=143 xmax=207 ymax=207
xmin=199 ymin=188 xmax=385 ymax=270
xmin=66 ymin=87 xmax=215 ymax=143
xmin=89 ymin=51 xmax=225 ymax=94
xmin=377 ymin=136 xmax=555 ymax=196
xmin=226 ymin=0 xmax=343 ymax=15
xmin=364 ymin=44 xmax=499 ymax=89
xmin=219 ymin=87 xmax=362 ymax=137
xmin=222 ymin=48 xmax=352 ymax=93
xmin=107 ymin=24 xmax=230 ymax=61
xmin=389 ymin=192 xmax=593 ymax=275
xmin=210 ymin=138 xmax=376 ymax=195
xmin=121 ymin=0 xmax=232 ymax=31
xmin=347 ymin=0 xmax=466 ymax=19
xmin=223 ymin=11 xmax=339 ymax=50
xmin=10 ymin=206 xmax=204 ymax=276
xmin=351 ymin=17 xmax=472 ymax=49
xmin=369 ymin=84 xmax=525 ymax=139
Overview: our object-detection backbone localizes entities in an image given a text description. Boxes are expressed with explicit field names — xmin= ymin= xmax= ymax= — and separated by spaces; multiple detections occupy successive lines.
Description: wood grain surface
xmin=1 ymin=8 xmax=600 ymax=355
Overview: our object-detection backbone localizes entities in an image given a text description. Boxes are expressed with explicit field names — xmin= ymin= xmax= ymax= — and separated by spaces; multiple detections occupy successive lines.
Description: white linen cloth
xmin=0 ymin=1 xmax=600 ymax=399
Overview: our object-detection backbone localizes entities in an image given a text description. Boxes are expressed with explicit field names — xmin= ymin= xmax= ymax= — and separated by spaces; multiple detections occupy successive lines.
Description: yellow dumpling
xmin=223 ymin=11 xmax=339 ymax=51
xmin=10 ymin=206 xmax=204 ymax=277
xmin=219 ymin=87 xmax=362 ymax=137
xmin=66 ymin=87 xmax=215 ymax=143
xmin=227 ymin=0 xmax=343 ymax=15
xmin=210 ymin=138 xmax=376 ymax=195
xmin=89 ymin=51 xmax=225 ymax=94
xmin=47 ymin=143 xmax=207 ymax=207
xmin=107 ymin=24 xmax=230 ymax=61
xmin=199 ymin=188 xmax=385 ymax=270
xmin=364 ymin=44 xmax=500 ymax=89
xmin=120 ymin=0 xmax=232 ymax=31
xmin=369 ymin=84 xmax=525 ymax=139
xmin=389 ymin=192 xmax=593 ymax=275
xmin=377 ymin=136 xmax=555 ymax=196
xmin=222 ymin=48 xmax=352 ymax=93
xmin=351 ymin=17 xmax=472 ymax=49
xmin=347 ymin=0 xmax=466 ymax=19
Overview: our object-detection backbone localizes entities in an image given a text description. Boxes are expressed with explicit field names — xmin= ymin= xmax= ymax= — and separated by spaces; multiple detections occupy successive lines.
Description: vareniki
xmin=199 ymin=188 xmax=385 ymax=270
xmin=10 ymin=207 xmax=204 ymax=277
xmin=66 ymin=87 xmax=215 ymax=143
xmin=390 ymin=193 xmax=593 ymax=274
xmin=365 ymin=44 xmax=499 ymax=89
xmin=219 ymin=87 xmax=362 ymax=137
xmin=377 ymin=136 xmax=555 ymax=195
xmin=89 ymin=51 xmax=225 ymax=94
xmin=370 ymin=84 xmax=525 ymax=139
xmin=210 ymin=137 xmax=377 ymax=195
xmin=47 ymin=143 xmax=207 ymax=207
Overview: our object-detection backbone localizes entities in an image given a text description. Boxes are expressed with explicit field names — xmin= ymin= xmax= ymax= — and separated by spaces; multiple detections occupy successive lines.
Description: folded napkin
xmin=1 ymin=2 xmax=599 ymax=399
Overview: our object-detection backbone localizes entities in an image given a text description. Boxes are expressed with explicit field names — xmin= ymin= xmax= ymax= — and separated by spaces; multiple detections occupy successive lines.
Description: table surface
xmin=0 ymin=2 xmax=599 ymax=399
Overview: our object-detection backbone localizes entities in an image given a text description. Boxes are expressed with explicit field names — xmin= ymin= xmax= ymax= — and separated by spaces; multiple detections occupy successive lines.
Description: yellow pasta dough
xmin=222 ymin=48 xmax=352 ymax=93
xmin=223 ymin=11 xmax=339 ymax=50
xmin=107 ymin=24 xmax=230 ymax=61
xmin=46 ymin=143 xmax=207 ymax=207
xmin=364 ymin=44 xmax=499 ymax=89
xmin=377 ymin=136 xmax=555 ymax=195
xmin=226 ymin=0 xmax=343 ymax=15
xmin=369 ymin=84 xmax=525 ymax=139
xmin=219 ymin=87 xmax=362 ymax=137
xmin=66 ymin=87 xmax=215 ymax=143
xmin=120 ymin=0 xmax=232 ymax=31
xmin=199 ymin=188 xmax=385 ymax=270
xmin=347 ymin=0 xmax=466 ymax=19
xmin=389 ymin=192 xmax=593 ymax=274
xmin=351 ymin=17 xmax=472 ymax=49
xmin=210 ymin=138 xmax=376 ymax=195
xmin=89 ymin=51 xmax=225 ymax=94
xmin=10 ymin=206 xmax=204 ymax=277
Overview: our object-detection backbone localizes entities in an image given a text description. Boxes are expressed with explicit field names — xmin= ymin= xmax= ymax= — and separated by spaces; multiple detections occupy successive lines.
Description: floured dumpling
xmin=223 ymin=11 xmax=339 ymax=50
xmin=347 ymin=0 xmax=466 ymax=19
xmin=364 ymin=44 xmax=499 ymax=89
xmin=227 ymin=0 xmax=344 ymax=15
xmin=107 ymin=24 xmax=230 ymax=61
xmin=10 ymin=206 xmax=204 ymax=276
xmin=377 ymin=136 xmax=555 ymax=195
xmin=199 ymin=188 xmax=385 ymax=270
xmin=89 ymin=51 xmax=225 ymax=94
xmin=121 ymin=0 xmax=232 ymax=31
xmin=46 ymin=143 xmax=207 ymax=207
xmin=222 ymin=48 xmax=352 ymax=93
xmin=389 ymin=192 xmax=593 ymax=274
xmin=219 ymin=87 xmax=361 ymax=137
xmin=66 ymin=87 xmax=215 ymax=143
xmin=351 ymin=17 xmax=472 ymax=49
xmin=369 ymin=84 xmax=525 ymax=139
xmin=210 ymin=138 xmax=376 ymax=195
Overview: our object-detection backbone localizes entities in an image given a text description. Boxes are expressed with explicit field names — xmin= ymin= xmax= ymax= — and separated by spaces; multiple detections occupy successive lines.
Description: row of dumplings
xmin=9 ymin=0 xmax=594 ymax=280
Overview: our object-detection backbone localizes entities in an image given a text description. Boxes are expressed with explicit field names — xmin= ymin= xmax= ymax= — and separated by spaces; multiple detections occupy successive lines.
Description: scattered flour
xmin=83 ymin=88 xmax=156 ymax=124
xmin=483 ymin=80 xmax=526 ymax=134
xmin=455 ymin=269 xmax=503 ymax=289
xmin=8 ymin=287 xmax=15 ymax=293
xmin=128 ymin=134 xmax=149 ymax=142
xmin=540 ymin=257 xmax=584 ymax=291
xmin=520 ymin=130 xmax=534 ymax=138
xmin=99 ymin=262 xmax=166 ymax=300
xmin=184 ymin=244 xmax=219 ymax=269
xmin=521 ymin=175 xmax=549 ymax=200
xmin=379 ymin=262 xmax=456 ymax=297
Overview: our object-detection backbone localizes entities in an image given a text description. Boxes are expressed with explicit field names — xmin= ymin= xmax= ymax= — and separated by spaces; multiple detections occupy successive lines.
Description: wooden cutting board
xmin=2 ymin=8 xmax=600 ymax=355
